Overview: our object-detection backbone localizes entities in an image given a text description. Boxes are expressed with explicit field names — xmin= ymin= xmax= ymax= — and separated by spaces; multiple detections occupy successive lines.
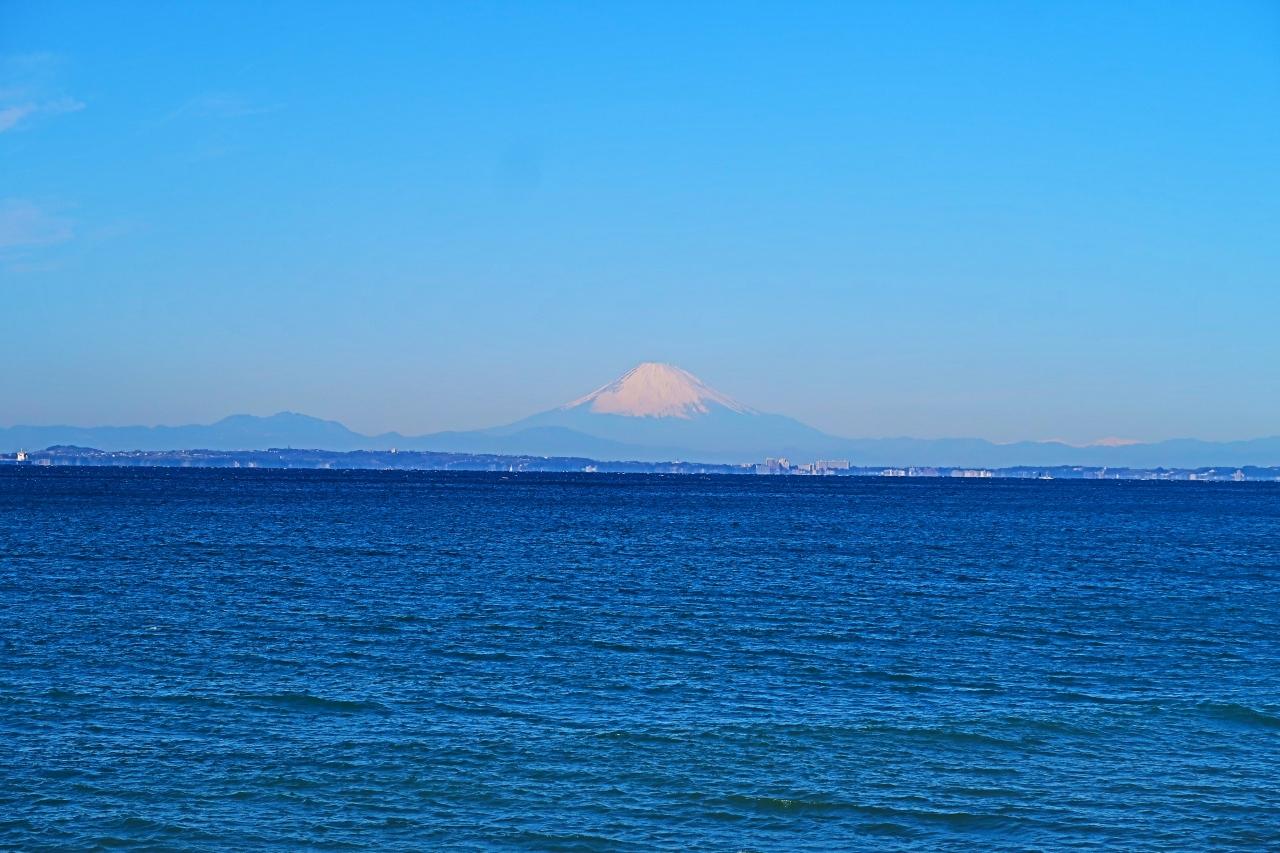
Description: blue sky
xmin=3 ymin=1 xmax=1278 ymax=442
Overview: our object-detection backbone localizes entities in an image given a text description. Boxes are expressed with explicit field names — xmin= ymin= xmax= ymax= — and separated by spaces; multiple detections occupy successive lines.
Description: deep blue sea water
xmin=1 ymin=468 xmax=1278 ymax=850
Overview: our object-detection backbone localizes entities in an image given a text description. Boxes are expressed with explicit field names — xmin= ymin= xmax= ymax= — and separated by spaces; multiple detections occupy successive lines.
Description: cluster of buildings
xmin=877 ymin=467 xmax=993 ymax=478
xmin=759 ymin=458 xmax=999 ymax=477
xmin=752 ymin=457 xmax=1273 ymax=482
xmin=757 ymin=457 xmax=851 ymax=475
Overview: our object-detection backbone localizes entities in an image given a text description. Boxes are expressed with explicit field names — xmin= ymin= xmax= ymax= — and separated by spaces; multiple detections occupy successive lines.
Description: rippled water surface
xmin=2 ymin=467 xmax=1279 ymax=850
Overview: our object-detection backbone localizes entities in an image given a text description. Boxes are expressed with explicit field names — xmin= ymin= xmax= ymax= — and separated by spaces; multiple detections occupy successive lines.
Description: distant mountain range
xmin=4 ymin=362 xmax=1280 ymax=468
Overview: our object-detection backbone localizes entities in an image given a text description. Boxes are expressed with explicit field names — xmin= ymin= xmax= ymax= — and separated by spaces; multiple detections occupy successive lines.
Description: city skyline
xmin=3 ymin=2 xmax=1278 ymax=443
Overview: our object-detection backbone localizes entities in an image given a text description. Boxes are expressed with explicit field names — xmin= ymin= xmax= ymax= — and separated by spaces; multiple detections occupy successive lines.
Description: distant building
xmin=881 ymin=468 xmax=907 ymax=477
xmin=950 ymin=469 xmax=993 ymax=478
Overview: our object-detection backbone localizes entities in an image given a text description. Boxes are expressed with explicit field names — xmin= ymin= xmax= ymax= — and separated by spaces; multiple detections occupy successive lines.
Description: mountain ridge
xmin=6 ymin=412 xmax=1280 ymax=467
xmin=5 ymin=364 xmax=1280 ymax=467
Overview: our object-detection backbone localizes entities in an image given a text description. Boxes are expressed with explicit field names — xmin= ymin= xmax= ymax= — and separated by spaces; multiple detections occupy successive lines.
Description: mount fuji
xmin=415 ymin=362 xmax=844 ymax=462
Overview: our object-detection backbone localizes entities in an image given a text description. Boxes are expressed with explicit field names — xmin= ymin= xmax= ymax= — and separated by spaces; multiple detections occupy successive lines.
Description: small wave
xmin=439 ymin=649 xmax=519 ymax=662
xmin=1196 ymin=701 xmax=1280 ymax=730
xmin=497 ymin=828 xmax=629 ymax=848
xmin=723 ymin=794 xmax=843 ymax=813
xmin=591 ymin=728 xmax=685 ymax=745
xmin=388 ymin=613 xmax=430 ymax=624
xmin=866 ymin=724 xmax=1030 ymax=749
xmin=857 ymin=821 xmax=924 ymax=838
xmin=855 ymin=668 xmax=938 ymax=686
xmin=30 ymin=796 xmax=72 ymax=808
xmin=1047 ymin=690 xmax=1145 ymax=706
xmin=718 ymin=794 xmax=1017 ymax=830
xmin=990 ymin=715 xmax=1099 ymax=738
xmin=589 ymin=638 xmax=646 ymax=653
xmin=243 ymin=692 xmax=391 ymax=714
xmin=586 ymin=638 xmax=711 ymax=659
xmin=128 ymin=692 xmax=230 ymax=710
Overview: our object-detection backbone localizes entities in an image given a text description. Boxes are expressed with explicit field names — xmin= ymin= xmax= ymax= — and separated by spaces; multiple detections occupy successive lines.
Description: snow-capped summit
xmin=562 ymin=362 xmax=755 ymax=419
xmin=473 ymin=360 xmax=837 ymax=461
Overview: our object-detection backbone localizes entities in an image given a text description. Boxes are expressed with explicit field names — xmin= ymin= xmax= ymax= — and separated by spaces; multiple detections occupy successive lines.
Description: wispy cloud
xmin=0 ymin=53 xmax=84 ymax=133
xmin=0 ymin=199 xmax=74 ymax=273
xmin=0 ymin=202 xmax=143 ymax=274
xmin=0 ymin=104 xmax=34 ymax=132
xmin=0 ymin=199 xmax=73 ymax=250
xmin=149 ymin=92 xmax=280 ymax=163
xmin=164 ymin=92 xmax=279 ymax=123
xmin=0 ymin=96 xmax=84 ymax=133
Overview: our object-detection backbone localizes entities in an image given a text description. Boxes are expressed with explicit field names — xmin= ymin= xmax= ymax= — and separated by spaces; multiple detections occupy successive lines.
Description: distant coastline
xmin=5 ymin=409 xmax=1280 ymax=470
xmin=3 ymin=446 xmax=1277 ymax=482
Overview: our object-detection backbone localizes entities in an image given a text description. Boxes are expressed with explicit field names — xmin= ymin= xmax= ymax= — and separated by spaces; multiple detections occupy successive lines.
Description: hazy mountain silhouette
xmin=0 ymin=412 xmax=381 ymax=453
xmin=5 ymin=364 xmax=1280 ymax=467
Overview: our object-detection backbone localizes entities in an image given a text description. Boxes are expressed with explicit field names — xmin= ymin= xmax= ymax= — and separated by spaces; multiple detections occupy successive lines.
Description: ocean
xmin=2 ymin=467 xmax=1278 ymax=850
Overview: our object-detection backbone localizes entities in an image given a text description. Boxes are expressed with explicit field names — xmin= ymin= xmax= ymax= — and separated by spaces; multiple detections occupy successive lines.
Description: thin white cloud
xmin=0 ymin=96 xmax=84 ymax=133
xmin=165 ymin=93 xmax=278 ymax=122
xmin=0 ymin=53 xmax=84 ymax=133
xmin=0 ymin=104 xmax=34 ymax=132
xmin=0 ymin=199 xmax=73 ymax=250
